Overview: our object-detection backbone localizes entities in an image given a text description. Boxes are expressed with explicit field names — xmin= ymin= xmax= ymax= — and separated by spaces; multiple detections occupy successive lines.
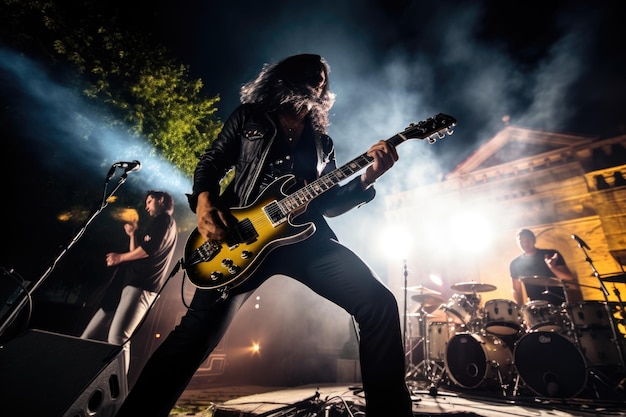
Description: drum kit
xmin=404 ymin=277 xmax=626 ymax=399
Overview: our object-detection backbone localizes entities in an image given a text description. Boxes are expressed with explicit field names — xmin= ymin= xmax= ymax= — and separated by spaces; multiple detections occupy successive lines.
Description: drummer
xmin=509 ymin=228 xmax=581 ymax=306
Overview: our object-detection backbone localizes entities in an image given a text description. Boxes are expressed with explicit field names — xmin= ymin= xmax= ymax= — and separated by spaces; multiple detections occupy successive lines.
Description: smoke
xmin=0 ymin=47 xmax=191 ymax=197
xmin=189 ymin=1 xmax=600 ymax=195
xmin=2 ymin=0 xmax=621 ymax=385
xmin=202 ymin=1 xmax=601 ymax=278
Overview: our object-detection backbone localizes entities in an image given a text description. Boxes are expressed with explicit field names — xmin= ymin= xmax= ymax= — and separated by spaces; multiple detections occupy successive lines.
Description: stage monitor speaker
xmin=0 ymin=329 xmax=128 ymax=416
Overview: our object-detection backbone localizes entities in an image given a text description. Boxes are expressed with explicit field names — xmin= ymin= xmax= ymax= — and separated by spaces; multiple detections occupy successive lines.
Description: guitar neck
xmin=273 ymin=113 xmax=456 ymax=217
xmin=277 ymin=133 xmax=408 ymax=214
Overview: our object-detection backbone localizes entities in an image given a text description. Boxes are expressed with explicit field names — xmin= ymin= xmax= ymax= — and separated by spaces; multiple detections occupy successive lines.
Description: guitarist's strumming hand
xmin=196 ymin=191 xmax=233 ymax=241
xmin=360 ymin=140 xmax=399 ymax=189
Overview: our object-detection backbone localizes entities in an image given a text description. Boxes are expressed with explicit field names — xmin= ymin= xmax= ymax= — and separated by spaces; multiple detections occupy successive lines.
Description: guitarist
xmin=116 ymin=54 xmax=413 ymax=417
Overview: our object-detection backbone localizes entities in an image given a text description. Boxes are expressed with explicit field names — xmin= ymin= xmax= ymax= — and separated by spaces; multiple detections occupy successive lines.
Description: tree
xmin=0 ymin=0 xmax=222 ymax=178
xmin=0 ymin=0 xmax=224 ymax=317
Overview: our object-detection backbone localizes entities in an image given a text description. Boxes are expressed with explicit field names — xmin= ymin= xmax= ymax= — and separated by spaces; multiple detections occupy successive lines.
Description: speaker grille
xmin=0 ymin=329 xmax=128 ymax=416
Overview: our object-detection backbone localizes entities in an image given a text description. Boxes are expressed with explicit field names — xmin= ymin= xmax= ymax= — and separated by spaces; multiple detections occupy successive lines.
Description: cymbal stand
xmin=466 ymin=290 xmax=482 ymax=333
xmin=0 ymin=168 xmax=132 ymax=339
xmin=404 ymin=307 xmax=425 ymax=381
xmin=402 ymin=259 xmax=409 ymax=373
xmin=405 ymin=307 xmax=446 ymax=393
xmin=573 ymin=238 xmax=626 ymax=382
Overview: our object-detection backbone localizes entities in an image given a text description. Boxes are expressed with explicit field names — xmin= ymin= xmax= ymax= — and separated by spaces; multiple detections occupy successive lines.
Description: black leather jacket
xmin=187 ymin=104 xmax=376 ymax=230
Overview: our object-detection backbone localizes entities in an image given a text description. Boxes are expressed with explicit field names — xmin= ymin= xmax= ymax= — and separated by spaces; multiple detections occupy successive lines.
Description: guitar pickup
xmin=263 ymin=201 xmax=287 ymax=226
xmin=226 ymin=218 xmax=259 ymax=246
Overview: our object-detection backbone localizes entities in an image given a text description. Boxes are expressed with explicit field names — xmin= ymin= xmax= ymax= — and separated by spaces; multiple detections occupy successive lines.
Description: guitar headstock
xmin=403 ymin=113 xmax=456 ymax=144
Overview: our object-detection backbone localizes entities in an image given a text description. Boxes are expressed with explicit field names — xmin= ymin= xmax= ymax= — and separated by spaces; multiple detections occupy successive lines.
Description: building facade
xmin=384 ymin=126 xmax=626 ymax=335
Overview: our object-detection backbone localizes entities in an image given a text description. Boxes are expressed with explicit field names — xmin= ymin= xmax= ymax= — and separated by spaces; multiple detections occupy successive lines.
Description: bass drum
xmin=445 ymin=333 xmax=513 ymax=389
xmin=514 ymin=331 xmax=587 ymax=398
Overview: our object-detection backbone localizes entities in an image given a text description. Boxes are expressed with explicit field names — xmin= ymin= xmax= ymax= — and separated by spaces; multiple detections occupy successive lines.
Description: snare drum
xmin=483 ymin=299 xmax=522 ymax=336
xmin=522 ymin=300 xmax=565 ymax=332
xmin=441 ymin=294 xmax=477 ymax=326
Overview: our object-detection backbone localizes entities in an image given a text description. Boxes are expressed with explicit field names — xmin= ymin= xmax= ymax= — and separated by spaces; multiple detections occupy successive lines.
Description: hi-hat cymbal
xmin=410 ymin=294 xmax=444 ymax=313
xmin=402 ymin=285 xmax=441 ymax=295
xmin=411 ymin=293 xmax=444 ymax=303
xmin=520 ymin=276 xmax=563 ymax=287
xmin=601 ymin=273 xmax=626 ymax=283
xmin=450 ymin=281 xmax=497 ymax=293
xmin=406 ymin=308 xmax=447 ymax=318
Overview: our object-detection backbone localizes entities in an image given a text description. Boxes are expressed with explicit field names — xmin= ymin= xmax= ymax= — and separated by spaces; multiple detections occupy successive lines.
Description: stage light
xmin=379 ymin=224 xmax=412 ymax=261
xmin=448 ymin=209 xmax=494 ymax=254
xmin=429 ymin=273 xmax=443 ymax=286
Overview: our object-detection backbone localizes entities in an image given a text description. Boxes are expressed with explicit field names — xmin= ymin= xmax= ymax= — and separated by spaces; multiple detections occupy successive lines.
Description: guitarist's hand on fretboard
xmin=360 ymin=140 xmax=399 ymax=188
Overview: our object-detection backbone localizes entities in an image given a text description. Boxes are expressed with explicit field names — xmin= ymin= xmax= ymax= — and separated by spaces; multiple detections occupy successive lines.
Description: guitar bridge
xmin=184 ymin=240 xmax=221 ymax=267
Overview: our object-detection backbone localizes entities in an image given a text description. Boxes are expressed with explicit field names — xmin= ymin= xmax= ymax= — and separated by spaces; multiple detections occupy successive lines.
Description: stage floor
xmin=172 ymin=377 xmax=626 ymax=417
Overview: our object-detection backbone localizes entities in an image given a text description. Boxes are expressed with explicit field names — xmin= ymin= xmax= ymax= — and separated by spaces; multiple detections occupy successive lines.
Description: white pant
xmin=81 ymin=285 xmax=158 ymax=373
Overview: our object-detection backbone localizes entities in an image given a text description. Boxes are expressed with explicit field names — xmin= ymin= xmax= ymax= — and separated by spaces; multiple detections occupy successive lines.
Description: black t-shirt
xmin=510 ymin=249 xmax=567 ymax=305
xmin=124 ymin=212 xmax=178 ymax=292
xmin=258 ymin=121 xmax=334 ymax=239
xmin=259 ymin=121 xmax=318 ymax=192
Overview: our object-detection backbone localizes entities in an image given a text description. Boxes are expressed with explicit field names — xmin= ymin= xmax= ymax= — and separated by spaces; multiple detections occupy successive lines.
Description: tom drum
xmin=522 ymin=300 xmax=566 ymax=332
xmin=483 ymin=299 xmax=522 ymax=336
xmin=441 ymin=294 xmax=476 ymax=327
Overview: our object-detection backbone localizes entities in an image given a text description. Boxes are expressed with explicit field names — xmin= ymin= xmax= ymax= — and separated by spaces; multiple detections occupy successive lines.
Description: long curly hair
xmin=240 ymin=54 xmax=336 ymax=133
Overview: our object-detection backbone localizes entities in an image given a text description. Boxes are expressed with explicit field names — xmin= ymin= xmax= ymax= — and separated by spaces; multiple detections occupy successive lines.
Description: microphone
xmin=113 ymin=160 xmax=142 ymax=173
xmin=571 ymin=234 xmax=590 ymax=250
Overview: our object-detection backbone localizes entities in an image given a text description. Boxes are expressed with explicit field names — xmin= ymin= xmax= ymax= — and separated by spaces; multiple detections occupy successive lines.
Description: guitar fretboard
xmin=278 ymin=133 xmax=407 ymax=214
xmin=263 ymin=113 xmax=456 ymax=225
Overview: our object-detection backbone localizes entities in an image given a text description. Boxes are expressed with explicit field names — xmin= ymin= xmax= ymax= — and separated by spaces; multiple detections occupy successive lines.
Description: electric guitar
xmin=183 ymin=113 xmax=456 ymax=289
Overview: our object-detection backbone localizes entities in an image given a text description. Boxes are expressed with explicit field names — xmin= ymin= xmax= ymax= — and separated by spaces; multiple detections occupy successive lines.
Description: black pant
xmin=115 ymin=236 xmax=412 ymax=417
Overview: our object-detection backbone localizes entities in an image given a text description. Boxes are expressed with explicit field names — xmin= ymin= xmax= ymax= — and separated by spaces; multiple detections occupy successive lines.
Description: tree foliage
xmin=0 ymin=0 xmax=222 ymax=178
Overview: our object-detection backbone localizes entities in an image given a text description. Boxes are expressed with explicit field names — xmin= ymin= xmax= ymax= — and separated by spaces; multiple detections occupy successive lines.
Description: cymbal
xmin=450 ymin=281 xmax=497 ymax=293
xmin=601 ymin=273 xmax=626 ymax=283
xmin=520 ymin=276 xmax=563 ymax=287
xmin=406 ymin=310 xmax=445 ymax=319
xmin=402 ymin=285 xmax=441 ymax=295
xmin=411 ymin=293 xmax=444 ymax=303
xmin=410 ymin=294 xmax=444 ymax=313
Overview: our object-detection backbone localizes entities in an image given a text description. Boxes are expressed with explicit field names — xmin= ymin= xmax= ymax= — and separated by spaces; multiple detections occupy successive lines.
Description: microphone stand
xmin=572 ymin=238 xmax=626 ymax=382
xmin=0 ymin=171 xmax=131 ymax=339
xmin=402 ymin=259 xmax=409 ymax=371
